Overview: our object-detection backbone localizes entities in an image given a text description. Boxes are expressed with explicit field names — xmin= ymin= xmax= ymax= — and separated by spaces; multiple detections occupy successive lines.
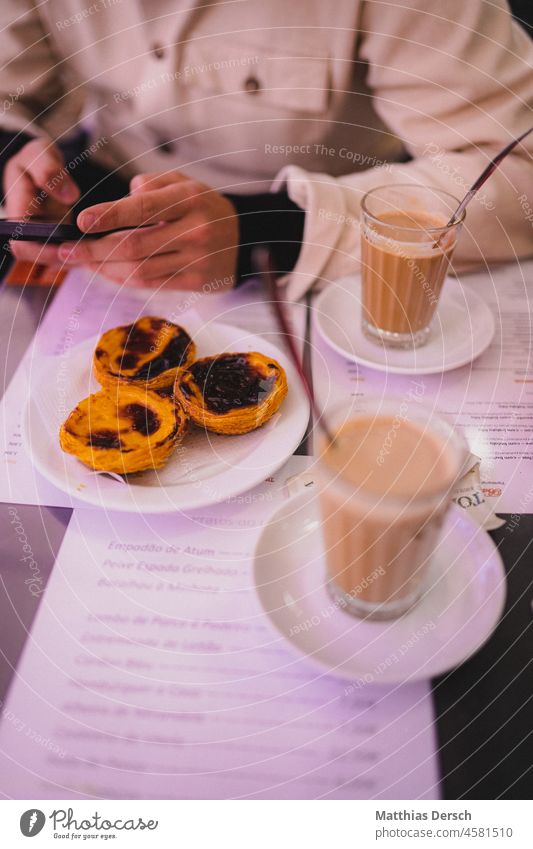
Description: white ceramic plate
xmin=314 ymin=275 xmax=495 ymax=375
xmin=253 ymin=492 xmax=506 ymax=683
xmin=23 ymin=321 xmax=310 ymax=513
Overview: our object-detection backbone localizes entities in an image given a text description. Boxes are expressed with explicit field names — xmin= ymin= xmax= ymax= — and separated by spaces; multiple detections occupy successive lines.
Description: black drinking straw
xmin=446 ymin=126 xmax=533 ymax=227
xmin=253 ymin=245 xmax=336 ymax=445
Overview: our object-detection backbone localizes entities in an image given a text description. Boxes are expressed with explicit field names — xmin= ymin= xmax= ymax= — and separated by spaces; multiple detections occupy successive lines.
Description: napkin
xmin=285 ymin=453 xmax=506 ymax=531
xmin=451 ymin=453 xmax=506 ymax=531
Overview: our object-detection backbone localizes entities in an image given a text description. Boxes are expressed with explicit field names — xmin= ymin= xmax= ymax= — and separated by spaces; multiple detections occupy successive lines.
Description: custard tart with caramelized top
xmin=59 ymin=384 xmax=187 ymax=474
xmin=93 ymin=316 xmax=195 ymax=390
xmin=174 ymin=352 xmax=288 ymax=435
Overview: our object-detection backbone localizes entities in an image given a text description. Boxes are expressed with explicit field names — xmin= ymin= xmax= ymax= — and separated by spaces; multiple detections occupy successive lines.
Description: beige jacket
xmin=0 ymin=0 xmax=532 ymax=299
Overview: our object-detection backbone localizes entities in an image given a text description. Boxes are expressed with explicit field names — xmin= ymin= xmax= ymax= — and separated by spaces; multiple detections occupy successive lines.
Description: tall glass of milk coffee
xmin=360 ymin=185 xmax=465 ymax=349
xmin=317 ymin=398 xmax=467 ymax=620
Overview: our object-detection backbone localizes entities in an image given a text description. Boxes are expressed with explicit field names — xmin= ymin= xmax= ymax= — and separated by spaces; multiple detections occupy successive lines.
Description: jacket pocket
xmin=181 ymin=38 xmax=331 ymax=115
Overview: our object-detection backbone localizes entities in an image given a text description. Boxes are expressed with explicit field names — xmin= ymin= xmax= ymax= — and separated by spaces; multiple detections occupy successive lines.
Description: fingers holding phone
xmin=58 ymin=171 xmax=238 ymax=290
xmin=3 ymin=138 xmax=80 ymax=265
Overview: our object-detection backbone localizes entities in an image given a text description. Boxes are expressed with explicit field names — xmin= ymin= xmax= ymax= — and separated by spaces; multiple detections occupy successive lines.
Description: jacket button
xmin=152 ymin=43 xmax=165 ymax=59
xmin=244 ymin=76 xmax=260 ymax=94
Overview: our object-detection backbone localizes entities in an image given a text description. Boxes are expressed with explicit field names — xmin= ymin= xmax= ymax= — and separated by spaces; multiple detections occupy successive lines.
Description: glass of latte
xmin=317 ymin=398 xmax=467 ymax=620
xmin=360 ymin=185 xmax=465 ymax=349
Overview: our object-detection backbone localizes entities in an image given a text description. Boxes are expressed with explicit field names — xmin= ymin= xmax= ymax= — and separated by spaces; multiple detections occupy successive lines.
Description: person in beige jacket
xmin=0 ymin=0 xmax=531 ymax=298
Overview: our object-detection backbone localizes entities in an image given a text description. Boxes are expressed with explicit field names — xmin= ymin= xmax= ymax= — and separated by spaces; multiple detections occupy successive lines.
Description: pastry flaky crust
xmin=59 ymin=384 xmax=187 ymax=474
xmin=174 ymin=352 xmax=288 ymax=435
xmin=93 ymin=316 xmax=196 ymax=390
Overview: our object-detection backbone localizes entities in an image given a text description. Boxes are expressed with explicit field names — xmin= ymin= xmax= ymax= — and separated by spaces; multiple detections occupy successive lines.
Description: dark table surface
xmin=0 ymin=271 xmax=532 ymax=800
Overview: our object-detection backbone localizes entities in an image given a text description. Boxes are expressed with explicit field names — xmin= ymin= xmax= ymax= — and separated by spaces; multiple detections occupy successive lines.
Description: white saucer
xmin=23 ymin=321 xmax=309 ymax=513
xmin=253 ymin=492 xmax=506 ymax=683
xmin=314 ymin=275 xmax=495 ymax=375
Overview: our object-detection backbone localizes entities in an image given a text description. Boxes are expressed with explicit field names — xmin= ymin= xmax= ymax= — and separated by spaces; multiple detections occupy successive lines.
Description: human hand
xmin=59 ymin=171 xmax=239 ymax=290
xmin=4 ymin=138 xmax=80 ymax=265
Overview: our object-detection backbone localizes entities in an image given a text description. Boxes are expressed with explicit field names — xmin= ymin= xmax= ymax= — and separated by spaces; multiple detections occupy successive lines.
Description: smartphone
xmin=0 ymin=218 xmax=87 ymax=243
xmin=0 ymin=216 xmax=150 ymax=245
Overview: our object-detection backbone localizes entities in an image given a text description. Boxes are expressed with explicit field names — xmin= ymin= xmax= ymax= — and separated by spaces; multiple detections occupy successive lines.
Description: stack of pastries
xmin=59 ymin=316 xmax=288 ymax=475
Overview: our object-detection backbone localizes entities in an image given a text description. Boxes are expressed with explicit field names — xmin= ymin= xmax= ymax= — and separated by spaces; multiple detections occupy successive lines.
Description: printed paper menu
xmin=0 ymin=458 xmax=439 ymax=800
xmin=311 ymin=261 xmax=533 ymax=513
